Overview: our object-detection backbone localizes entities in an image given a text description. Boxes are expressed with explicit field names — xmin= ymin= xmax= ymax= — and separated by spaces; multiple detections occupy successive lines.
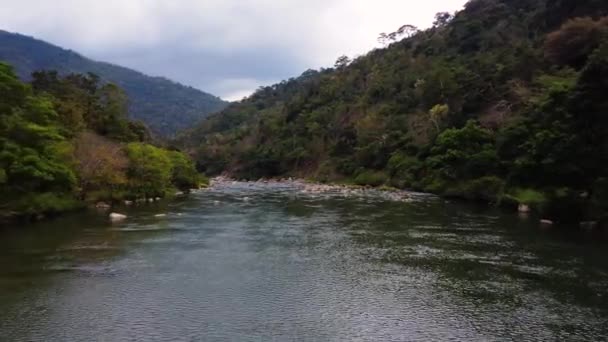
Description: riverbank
xmin=0 ymin=186 xmax=208 ymax=227
xmin=210 ymin=176 xmax=606 ymax=231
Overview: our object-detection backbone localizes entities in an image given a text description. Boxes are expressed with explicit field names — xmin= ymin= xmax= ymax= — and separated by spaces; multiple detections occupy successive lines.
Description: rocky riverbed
xmin=207 ymin=176 xmax=434 ymax=203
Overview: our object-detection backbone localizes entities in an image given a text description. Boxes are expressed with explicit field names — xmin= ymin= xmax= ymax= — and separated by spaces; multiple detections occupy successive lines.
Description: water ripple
xmin=0 ymin=181 xmax=607 ymax=341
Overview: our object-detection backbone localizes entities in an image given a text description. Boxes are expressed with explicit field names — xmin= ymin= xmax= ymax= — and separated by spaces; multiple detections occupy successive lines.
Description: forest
xmin=0 ymin=63 xmax=204 ymax=222
xmin=178 ymin=0 xmax=608 ymax=225
xmin=0 ymin=30 xmax=228 ymax=137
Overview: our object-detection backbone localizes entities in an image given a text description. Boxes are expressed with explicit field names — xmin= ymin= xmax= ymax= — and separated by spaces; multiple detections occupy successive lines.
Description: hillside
xmin=179 ymin=0 xmax=608 ymax=224
xmin=0 ymin=62 xmax=204 ymax=222
xmin=0 ymin=30 xmax=228 ymax=137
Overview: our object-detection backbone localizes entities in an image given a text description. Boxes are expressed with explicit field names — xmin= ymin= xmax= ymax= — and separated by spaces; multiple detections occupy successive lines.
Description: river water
xmin=1 ymin=182 xmax=607 ymax=341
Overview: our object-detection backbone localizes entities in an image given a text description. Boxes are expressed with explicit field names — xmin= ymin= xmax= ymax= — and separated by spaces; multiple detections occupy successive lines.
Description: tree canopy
xmin=1 ymin=63 xmax=203 ymax=221
xmin=177 ymin=0 xmax=608 ymax=225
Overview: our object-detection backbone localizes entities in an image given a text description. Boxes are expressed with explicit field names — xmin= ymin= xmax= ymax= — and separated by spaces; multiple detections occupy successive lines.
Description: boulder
xmin=518 ymin=204 xmax=531 ymax=213
xmin=580 ymin=221 xmax=598 ymax=230
xmin=96 ymin=202 xmax=111 ymax=209
xmin=540 ymin=219 xmax=554 ymax=226
xmin=124 ymin=200 xmax=133 ymax=206
xmin=109 ymin=213 xmax=127 ymax=221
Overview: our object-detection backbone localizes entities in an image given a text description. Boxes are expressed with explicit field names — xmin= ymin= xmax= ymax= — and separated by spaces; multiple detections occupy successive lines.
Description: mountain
xmin=0 ymin=30 xmax=228 ymax=137
xmin=178 ymin=0 xmax=608 ymax=225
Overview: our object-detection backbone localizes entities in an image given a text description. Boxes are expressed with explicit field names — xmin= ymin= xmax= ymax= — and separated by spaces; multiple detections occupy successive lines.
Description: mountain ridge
xmin=0 ymin=30 xmax=228 ymax=137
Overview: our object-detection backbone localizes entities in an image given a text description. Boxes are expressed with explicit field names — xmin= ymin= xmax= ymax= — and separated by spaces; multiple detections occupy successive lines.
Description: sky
xmin=0 ymin=0 xmax=467 ymax=101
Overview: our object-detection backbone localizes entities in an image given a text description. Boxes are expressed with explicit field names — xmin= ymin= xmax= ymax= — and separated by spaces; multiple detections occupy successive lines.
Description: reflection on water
xmin=0 ymin=182 xmax=607 ymax=341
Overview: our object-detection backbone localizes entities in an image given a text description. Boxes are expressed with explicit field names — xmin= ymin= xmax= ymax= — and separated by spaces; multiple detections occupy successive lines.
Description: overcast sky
xmin=0 ymin=0 xmax=467 ymax=101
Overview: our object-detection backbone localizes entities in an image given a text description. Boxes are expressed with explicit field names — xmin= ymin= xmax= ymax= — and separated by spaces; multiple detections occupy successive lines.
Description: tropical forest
xmin=180 ymin=0 xmax=608 ymax=225
xmin=1 ymin=0 xmax=608 ymax=340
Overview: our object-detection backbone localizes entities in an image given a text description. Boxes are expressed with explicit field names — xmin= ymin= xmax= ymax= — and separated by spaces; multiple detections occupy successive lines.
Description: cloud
xmin=0 ymin=0 xmax=467 ymax=99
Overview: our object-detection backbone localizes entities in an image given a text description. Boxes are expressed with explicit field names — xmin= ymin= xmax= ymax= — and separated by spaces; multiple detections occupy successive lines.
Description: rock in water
xmin=580 ymin=221 xmax=598 ymax=230
xmin=518 ymin=204 xmax=531 ymax=213
xmin=109 ymin=213 xmax=127 ymax=222
xmin=96 ymin=202 xmax=111 ymax=209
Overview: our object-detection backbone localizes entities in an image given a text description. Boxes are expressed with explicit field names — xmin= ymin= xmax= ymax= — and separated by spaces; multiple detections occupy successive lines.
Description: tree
xmin=31 ymin=71 xmax=149 ymax=141
xmin=429 ymin=104 xmax=450 ymax=132
xmin=427 ymin=121 xmax=498 ymax=180
xmin=96 ymin=83 xmax=132 ymax=140
xmin=544 ymin=17 xmax=608 ymax=67
xmin=0 ymin=63 xmax=77 ymax=215
xmin=378 ymin=32 xmax=390 ymax=45
xmin=433 ymin=12 xmax=453 ymax=27
xmin=74 ymin=132 xmax=128 ymax=199
xmin=397 ymin=24 xmax=419 ymax=38
xmin=334 ymin=55 xmax=351 ymax=69
xmin=0 ymin=63 xmax=29 ymax=112
xmin=168 ymin=150 xmax=201 ymax=190
xmin=378 ymin=24 xmax=419 ymax=46
xmin=125 ymin=143 xmax=173 ymax=198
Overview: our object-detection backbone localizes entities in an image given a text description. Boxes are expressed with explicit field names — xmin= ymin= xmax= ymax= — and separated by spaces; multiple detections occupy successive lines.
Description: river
xmin=1 ymin=181 xmax=607 ymax=341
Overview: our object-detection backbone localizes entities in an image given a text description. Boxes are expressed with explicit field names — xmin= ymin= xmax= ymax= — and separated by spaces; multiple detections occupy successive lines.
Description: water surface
xmin=1 ymin=182 xmax=607 ymax=341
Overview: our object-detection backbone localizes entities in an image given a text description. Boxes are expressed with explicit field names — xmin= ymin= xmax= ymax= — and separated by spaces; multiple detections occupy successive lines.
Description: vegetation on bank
xmin=178 ymin=0 xmax=608 ymax=225
xmin=0 ymin=63 xmax=203 ymax=222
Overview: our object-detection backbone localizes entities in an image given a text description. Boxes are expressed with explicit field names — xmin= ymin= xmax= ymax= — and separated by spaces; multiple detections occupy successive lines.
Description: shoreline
xmin=209 ymin=176 xmax=606 ymax=231
xmin=4 ymin=176 xmax=604 ymax=232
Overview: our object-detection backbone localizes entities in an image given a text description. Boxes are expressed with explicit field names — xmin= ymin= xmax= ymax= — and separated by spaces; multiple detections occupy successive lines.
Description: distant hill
xmin=0 ymin=30 xmax=228 ymax=137
xmin=178 ymin=0 xmax=608 ymax=224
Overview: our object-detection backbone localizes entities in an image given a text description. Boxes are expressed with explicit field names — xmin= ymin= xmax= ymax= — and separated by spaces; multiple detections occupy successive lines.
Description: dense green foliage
xmin=0 ymin=30 xmax=228 ymax=137
xmin=0 ymin=63 xmax=202 ymax=221
xmin=179 ymin=0 xmax=608 ymax=224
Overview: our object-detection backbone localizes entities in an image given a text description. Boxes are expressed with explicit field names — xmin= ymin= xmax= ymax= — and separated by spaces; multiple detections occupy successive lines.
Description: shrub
xmin=12 ymin=192 xmax=82 ymax=216
xmin=198 ymin=174 xmax=210 ymax=188
xmin=507 ymin=188 xmax=547 ymax=208
xmin=74 ymin=132 xmax=128 ymax=199
xmin=315 ymin=160 xmax=336 ymax=183
xmin=354 ymin=170 xmax=388 ymax=187
xmin=387 ymin=153 xmax=421 ymax=188
xmin=444 ymin=176 xmax=505 ymax=202
xmin=544 ymin=17 xmax=608 ymax=67
xmin=168 ymin=151 xmax=201 ymax=190
xmin=125 ymin=143 xmax=173 ymax=198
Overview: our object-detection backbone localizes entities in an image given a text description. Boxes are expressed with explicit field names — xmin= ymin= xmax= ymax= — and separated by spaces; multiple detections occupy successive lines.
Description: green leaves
xmin=0 ymin=64 xmax=77 ymax=211
xmin=125 ymin=143 xmax=201 ymax=196
xmin=1 ymin=62 xmax=204 ymax=219
xmin=168 ymin=150 xmax=201 ymax=190
xmin=125 ymin=143 xmax=173 ymax=197
xmin=0 ymin=63 xmax=29 ymax=113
